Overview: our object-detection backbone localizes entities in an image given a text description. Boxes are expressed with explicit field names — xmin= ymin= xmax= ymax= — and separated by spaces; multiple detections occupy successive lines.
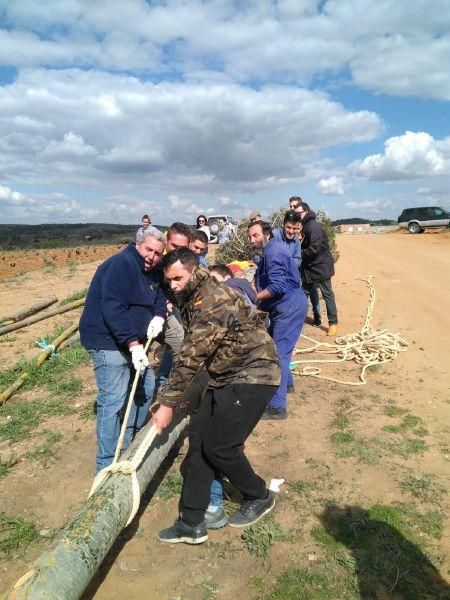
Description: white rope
xmin=88 ymin=338 xmax=157 ymax=526
xmin=292 ymin=276 xmax=408 ymax=386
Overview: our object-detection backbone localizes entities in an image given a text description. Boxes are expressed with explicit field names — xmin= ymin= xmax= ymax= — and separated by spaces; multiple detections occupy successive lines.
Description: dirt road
xmin=0 ymin=231 xmax=449 ymax=599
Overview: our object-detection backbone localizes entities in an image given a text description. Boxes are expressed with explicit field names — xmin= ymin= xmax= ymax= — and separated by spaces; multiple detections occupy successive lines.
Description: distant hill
xmin=0 ymin=223 xmax=165 ymax=250
xmin=331 ymin=218 xmax=397 ymax=226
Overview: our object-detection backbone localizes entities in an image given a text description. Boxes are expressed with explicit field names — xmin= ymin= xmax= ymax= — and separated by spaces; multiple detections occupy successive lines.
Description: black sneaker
xmin=228 ymin=491 xmax=275 ymax=528
xmin=204 ymin=507 xmax=228 ymax=530
xmin=261 ymin=407 xmax=287 ymax=420
xmin=312 ymin=313 xmax=322 ymax=327
xmin=158 ymin=517 xmax=208 ymax=544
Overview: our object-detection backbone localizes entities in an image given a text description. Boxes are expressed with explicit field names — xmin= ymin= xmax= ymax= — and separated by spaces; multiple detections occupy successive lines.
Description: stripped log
xmin=0 ymin=322 xmax=79 ymax=405
xmin=0 ymin=299 xmax=85 ymax=336
xmin=0 ymin=296 xmax=58 ymax=325
xmin=5 ymin=413 xmax=188 ymax=600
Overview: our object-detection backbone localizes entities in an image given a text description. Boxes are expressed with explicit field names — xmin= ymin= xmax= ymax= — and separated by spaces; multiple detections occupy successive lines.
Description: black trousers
xmin=181 ymin=383 xmax=277 ymax=525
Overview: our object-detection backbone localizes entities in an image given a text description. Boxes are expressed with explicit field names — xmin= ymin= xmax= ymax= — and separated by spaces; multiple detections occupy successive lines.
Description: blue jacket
xmin=272 ymin=227 xmax=302 ymax=268
xmin=79 ymin=243 xmax=167 ymax=351
xmin=255 ymin=239 xmax=301 ymax=312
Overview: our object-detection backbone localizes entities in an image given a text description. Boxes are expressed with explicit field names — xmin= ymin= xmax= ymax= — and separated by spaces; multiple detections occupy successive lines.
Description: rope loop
xmin=292 ymin=276 xmax=408 ymax=386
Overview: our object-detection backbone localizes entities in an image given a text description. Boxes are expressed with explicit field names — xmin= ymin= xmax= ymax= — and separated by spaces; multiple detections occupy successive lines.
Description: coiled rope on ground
xmin=292 ymin=276 xmax=408 ymax=386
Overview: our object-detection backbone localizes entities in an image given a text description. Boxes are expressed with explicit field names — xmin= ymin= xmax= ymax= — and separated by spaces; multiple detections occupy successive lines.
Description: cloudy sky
xmin=0 ymin=0 xmax=449 ymax=224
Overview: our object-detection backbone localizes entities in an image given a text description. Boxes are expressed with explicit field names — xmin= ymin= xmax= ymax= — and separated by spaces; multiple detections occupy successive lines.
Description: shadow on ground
xmin=319 ymin=504 xmax=449 ymax=599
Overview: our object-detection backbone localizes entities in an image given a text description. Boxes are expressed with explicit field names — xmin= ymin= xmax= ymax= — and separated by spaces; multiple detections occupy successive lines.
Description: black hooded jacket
xmin=300 ymin=211 xmax=335 ymax=283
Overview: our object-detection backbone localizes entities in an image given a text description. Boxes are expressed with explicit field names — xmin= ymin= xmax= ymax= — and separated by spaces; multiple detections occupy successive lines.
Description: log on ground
xmin=4 ymin=413 xmax=188 ymax=600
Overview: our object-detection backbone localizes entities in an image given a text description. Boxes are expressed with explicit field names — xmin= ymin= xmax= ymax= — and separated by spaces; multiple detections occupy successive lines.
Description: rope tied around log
xmin=89 ymin=338 xmax=158 ymax=526
xmin=292 ymin=276 xmax=408 ymax=385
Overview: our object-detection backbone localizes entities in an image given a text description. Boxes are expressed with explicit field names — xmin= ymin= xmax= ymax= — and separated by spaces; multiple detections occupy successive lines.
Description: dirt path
xmin=0 ymin=232 xmax=449 ymax=599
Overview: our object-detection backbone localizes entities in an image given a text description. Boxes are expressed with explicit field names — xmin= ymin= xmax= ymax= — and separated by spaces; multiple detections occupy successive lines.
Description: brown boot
xmin=326 ymin=323 xmax=339 ymax=336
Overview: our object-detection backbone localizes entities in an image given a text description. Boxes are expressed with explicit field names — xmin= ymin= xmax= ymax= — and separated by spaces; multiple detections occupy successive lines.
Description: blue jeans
xmin=209 ymin=476 xmax=224 ymax=508
xmin=309 ymin=284 xmax=321 ymax=315
xmin=88 ymin=349 xmax=155 ymax=474
xmin=155 ymin=311 xmax=184 ymax=392
xmin=268 ymin=290 xmax=307 ymax=410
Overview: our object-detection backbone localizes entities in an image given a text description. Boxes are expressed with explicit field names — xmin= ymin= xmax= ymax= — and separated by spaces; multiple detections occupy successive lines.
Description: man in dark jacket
xmin=296 ymin=202 xmax=339 ymax=336
xmin=79 ymin=230 xmax=167 ymax=473
xmin=249 ymin=221 xmax=307 ymax=420
xmin=152 ymin=248 xmax=280 ymax=544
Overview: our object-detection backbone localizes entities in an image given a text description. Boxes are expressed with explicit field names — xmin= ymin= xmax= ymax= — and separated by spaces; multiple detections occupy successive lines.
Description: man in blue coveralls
xmin=272 ymin=210 xmax=302 ymax=268
xmin=248 ymin=220 xmax=307 ymax=420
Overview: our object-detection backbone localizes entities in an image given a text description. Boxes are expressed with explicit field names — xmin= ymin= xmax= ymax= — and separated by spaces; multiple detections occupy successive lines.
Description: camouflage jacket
xmin=159 ymin=266 xmax=281 ymax=409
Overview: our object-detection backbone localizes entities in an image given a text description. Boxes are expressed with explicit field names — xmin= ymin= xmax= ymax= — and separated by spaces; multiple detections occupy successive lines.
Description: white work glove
xmin=130 ymin=344 xmax=150 ymax=371
xmin=147 ymin=315 xmax=165 ymax=340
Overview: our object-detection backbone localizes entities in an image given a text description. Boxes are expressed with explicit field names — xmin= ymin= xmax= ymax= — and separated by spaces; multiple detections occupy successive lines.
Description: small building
xmin=336 ymin=223 xmax=371 ymax=234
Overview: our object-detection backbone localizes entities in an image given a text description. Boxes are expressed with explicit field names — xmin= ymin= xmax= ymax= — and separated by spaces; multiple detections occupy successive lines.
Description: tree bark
xmin=0 ymin=299 xmax=85 ymax=336
xmin=0 ymin=297 xmax=58 ymax=326
xmin=4 ymin=414 xmax=188 ymax=600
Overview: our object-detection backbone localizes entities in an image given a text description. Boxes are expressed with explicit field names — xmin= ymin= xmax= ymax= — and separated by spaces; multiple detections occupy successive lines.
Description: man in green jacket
xmin=152 ymin=248 xmax=280 ymax=544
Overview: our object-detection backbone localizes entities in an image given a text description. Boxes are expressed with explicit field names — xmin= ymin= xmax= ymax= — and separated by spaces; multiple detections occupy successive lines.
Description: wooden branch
xmin=0 ymin=296 xmax=58 ymax=325
xmin=0 ymin=299 xmax=85 ymax=336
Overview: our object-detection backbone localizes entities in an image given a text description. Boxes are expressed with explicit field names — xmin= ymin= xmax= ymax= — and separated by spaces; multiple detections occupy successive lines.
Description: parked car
xmin=397 ymin=206 xmax=450 ymax=233
xmin=207 ymin=215 xmax=237 ymax=243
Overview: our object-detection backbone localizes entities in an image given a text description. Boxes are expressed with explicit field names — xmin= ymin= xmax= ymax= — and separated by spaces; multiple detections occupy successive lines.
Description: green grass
xmin=25 ymin=431 xmax=63 ymax=466
xmin=306 ymin=504 xmax=445 ymax=600
xmin=59 ymin=288 xmax=87 ymax=306
xmin=241 ymin=518 xmax=288 ymax=558
xmin=0 ymin=397 xmax=76 ymax=443
xmin=158 ymin=472 xmax=183 ymax=500
xmin=383 ymin=405 xmax=408 ymax=417
xmin=0 ymin=512 xmax=41 ymax=556
xmin=383 ymin=414 xmax=424 ymax=434
xmin=0 ymin=342 xmax=89 ymax=398
xmin=388 ymin=438 xmax=427 ymax=458
xmin=0 ymin=454 xmax=18 ymax=477
xmin=67 ymin=261 xmax=78 ymax=277
xmin=259 ymin=564 xmax=358 ymax=600
xmin=400 ymin=473 xmax=446 ymax=504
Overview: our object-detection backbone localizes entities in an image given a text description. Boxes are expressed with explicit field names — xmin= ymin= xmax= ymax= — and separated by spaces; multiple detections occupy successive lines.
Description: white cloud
xmin=317 ymin=175 xmax=345 ymax=195
xmin=0 ymin=183 xmax=99 ymax=221
xmin=349 ymin=131 xmax=450 ymax=182
xmin=0 ymin=69 xmax=381 ymax=192
xmin=0 ymin=1 xmax=449 ymax=99
xmin=345 ymin=198 xmax=394 ymax=213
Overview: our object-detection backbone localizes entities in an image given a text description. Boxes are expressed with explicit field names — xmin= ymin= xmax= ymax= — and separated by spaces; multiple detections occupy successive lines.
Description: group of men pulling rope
xmin=79 ymin=197 xmax=341 ymax=544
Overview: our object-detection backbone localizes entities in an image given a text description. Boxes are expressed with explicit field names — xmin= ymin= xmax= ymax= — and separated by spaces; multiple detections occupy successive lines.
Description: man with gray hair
xmin=80 ymin=230 xmax=167 ymax=473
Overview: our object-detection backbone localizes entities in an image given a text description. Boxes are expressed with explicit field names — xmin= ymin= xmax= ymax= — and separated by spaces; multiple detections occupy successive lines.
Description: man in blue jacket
xmin=272 ymin=210 xmax=302 ymax=268
xmin=80 ymin=230 xmax=167 ymax=473
xmin=248 ymin=221 xmax=307 ymax=420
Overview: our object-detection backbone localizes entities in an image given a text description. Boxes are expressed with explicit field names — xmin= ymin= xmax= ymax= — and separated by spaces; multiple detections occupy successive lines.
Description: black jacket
xmin=300 ymin=212 xmax=335 ymax=283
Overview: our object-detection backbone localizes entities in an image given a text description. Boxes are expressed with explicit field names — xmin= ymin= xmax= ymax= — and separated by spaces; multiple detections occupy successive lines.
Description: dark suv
xmin=397 ymin=206 xmax=450 ymax=233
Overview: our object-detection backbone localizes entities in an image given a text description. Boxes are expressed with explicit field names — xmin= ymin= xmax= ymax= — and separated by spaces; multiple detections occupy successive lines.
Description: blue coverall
xmin=256 ymin=239 xmax=307 ymax=410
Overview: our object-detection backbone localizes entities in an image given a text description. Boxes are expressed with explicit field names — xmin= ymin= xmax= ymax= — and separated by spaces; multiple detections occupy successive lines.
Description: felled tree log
xmin=0 ymin=296 xmax=58 ymax=325
xmin=4 ymin=413 xmax=189 ymax=600
xmin=0 ymin=299 xmax=85 ymax=336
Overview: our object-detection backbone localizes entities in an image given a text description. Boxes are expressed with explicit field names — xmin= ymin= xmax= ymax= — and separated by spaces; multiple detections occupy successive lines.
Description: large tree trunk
xmin=5 ymin=414 xmax=188 ymax=599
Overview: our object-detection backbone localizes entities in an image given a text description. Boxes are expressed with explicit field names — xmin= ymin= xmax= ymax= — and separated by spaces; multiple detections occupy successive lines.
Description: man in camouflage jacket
xmin=153 ymin=248 xmax=280 ymax=544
